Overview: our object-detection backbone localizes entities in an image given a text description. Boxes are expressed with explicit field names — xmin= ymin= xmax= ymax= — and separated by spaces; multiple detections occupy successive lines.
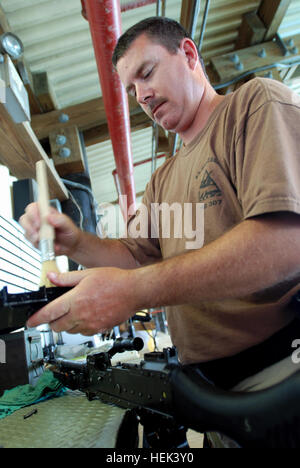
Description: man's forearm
xmin=131 ymin=213 xmax=300 ymax=310
xmin=70 ymin=232 xmax=137 ymax=270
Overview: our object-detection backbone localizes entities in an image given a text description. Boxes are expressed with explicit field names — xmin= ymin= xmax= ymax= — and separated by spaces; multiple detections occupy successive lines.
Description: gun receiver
xmin=52 ymin=339 xmax=300 ymax=448
xmin=53 ymin=340 xmax=177 ymax=418
xmin=0 ymin=286 xmax=71 ymax=334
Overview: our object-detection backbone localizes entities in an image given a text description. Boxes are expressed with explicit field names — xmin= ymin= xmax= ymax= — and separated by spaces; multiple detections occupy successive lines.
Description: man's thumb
xmin=47 ymin=270 xmax=88 ymax=287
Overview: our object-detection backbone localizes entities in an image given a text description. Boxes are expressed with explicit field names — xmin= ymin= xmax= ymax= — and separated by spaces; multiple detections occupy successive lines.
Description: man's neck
xmin=180 ymin=86 xmax=226 ymax=145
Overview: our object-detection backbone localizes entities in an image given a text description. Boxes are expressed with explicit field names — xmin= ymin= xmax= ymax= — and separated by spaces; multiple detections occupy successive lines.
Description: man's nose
xmin=136 ymin=83 xmax=153 ymax=106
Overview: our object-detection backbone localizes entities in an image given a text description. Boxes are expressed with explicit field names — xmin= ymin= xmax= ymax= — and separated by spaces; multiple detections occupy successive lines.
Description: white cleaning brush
xmin=36 ymin=160 xmax=60 ymax=287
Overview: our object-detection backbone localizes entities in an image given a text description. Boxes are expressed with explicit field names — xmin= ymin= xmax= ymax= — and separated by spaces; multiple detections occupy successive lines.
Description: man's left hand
xmin=26 ymin=268 xmax=138 ymax=336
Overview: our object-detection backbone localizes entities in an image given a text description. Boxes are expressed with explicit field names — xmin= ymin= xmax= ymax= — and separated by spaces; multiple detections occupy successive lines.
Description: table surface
xmin=0 ymin=390 xmax=126 ymax=448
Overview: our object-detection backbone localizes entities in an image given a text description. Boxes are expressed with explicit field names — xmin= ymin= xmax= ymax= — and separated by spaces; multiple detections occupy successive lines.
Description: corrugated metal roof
xmin=279 ymin=0 xmax=300 ymax=37
xmin=0 ymin=0 xmax=300 ymax=213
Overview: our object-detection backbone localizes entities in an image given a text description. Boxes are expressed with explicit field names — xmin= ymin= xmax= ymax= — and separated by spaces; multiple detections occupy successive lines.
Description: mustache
xmin=147 ymin=98 xmax=166 ymax=117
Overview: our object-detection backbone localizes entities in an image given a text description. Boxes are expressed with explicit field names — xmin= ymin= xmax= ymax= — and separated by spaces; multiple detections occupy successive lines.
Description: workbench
xmin=0 ymin=390 xmax=126 ymax=448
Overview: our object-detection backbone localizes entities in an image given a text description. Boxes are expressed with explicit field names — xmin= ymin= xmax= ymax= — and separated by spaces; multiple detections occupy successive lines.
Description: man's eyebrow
xmin=125 ymin=61 xmax=153 ymax=94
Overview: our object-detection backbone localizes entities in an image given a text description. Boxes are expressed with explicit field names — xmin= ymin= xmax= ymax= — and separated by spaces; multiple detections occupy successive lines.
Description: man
xmin=21 ymin=18 xmax=300 ymax=396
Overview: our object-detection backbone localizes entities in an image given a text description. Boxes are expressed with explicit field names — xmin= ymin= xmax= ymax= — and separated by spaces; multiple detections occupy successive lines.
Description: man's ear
xmin=180 ymin=38 xmax=198 ymax=70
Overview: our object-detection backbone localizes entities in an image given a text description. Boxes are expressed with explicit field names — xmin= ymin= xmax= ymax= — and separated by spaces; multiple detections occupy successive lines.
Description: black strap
xmin=188 ymin=318 xmax=300 ymax=390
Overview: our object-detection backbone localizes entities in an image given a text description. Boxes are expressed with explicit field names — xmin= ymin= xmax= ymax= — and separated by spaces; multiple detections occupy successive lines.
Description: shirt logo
xmin=199 ymin=170 xmax=222 ymax=201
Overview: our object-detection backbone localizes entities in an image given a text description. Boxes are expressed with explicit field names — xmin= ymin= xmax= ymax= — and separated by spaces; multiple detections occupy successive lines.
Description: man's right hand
xmin=19 ymin=202 xmax=82 ymax=258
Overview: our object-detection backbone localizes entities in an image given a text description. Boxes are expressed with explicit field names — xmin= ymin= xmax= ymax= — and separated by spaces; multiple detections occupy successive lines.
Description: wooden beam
xmin=49 ymin=126 xmax=86 ymax=177
xmin=31 ymin=95 xmax=141 ymax=141
xmin=235 ymin=11 xmax=266 ymax=50
xmin=231 ymin=11 xmax=267 ymax=92
xmin=0 ymin=5 xmax=10 ymax=35
xmin=0 ymin=100 xmax=68 ymax=201
xmin=31 ymin=97 xmax=108 ymax=141
xmin=251 ymin=67 xmax=283 ymax=82
xmin=16 ymin=60 xmax=43 ymax=115
xmin=180 ymin=0 xmax=192 ymax=31
xmin=32 ymin=71 xmax=58 ymax=112
xmin=211 ymin=33 xmax=300 ymax=85
xmin=83 ymin=109 xmax=152 ymax=147
xmin=258 ymin=0 xmax=292 ymax=40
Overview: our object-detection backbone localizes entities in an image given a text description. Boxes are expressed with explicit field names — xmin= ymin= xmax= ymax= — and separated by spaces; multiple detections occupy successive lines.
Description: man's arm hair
xmin=70 ymin=232 xmax=138 ymax=270
xmin=130 ymin=212 xmax=300 ymax=309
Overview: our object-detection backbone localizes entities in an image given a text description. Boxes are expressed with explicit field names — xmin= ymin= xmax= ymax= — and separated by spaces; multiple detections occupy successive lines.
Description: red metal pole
xmin=121 ymin=0 xmax=156 ymax=12
xmin=84 ymin=0 xmax=136 ymax=219
xmin=82 ymin=0 xmax=156 ymax=17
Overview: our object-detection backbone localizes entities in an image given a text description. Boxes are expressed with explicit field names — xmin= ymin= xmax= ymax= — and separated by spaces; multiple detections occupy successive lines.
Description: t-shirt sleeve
xmin=119 ymin=181 xmax=162 ymax=266
xmin=235 ymin=86 xmax=300 ymax=219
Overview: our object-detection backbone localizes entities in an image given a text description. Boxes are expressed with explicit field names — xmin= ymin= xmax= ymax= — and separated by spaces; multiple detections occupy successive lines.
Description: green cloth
xmin=0 ymin=370 xmax=65 ymax=420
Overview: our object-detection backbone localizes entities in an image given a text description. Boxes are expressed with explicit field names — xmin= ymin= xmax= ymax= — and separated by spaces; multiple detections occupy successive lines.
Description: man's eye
xmin=144 ymin=68 xmax=153 ymax=79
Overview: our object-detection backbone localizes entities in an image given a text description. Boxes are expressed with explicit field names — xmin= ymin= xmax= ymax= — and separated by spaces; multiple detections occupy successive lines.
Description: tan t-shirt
xmin=120 ymin=77 xmax=300 ymax=364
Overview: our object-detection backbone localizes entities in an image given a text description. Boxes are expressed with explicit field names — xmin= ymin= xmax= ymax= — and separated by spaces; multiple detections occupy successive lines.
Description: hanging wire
xmin=156 ymin=0 xmax=162 ymax=16
xmin=150 ymin=0 xmax=166 ymax=172
xmin=198 ymin=0 xmax=211 ymax=52
xmin=151 ymin=122 xmax=159 ymax=174
xmin=189 ymin=0 xmax=201 ymax=41
xmin=170 ymin=1 xmax=201 ymax=156
xmin=156 ymin=0 xmax=166 ymax=17
xmin=171 ymin=133 xmax=179 ymax=157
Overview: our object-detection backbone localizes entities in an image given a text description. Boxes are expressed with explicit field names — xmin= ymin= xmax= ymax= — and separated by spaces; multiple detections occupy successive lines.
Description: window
xmin=0 ymin=214 xmax=41 ymax=293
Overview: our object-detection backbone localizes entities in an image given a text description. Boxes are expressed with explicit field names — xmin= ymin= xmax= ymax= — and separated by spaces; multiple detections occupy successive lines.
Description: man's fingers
xmin=63 ymin=324 xmax=101 ymax=336
xmin=27 ymin=269 xmax=101 ymax=330
xmin=26 ymin=292 xmax=72 ymax=328
xmin=50 ymin=316 xmax=81 ymax=334
xmin=47 ymin=270 xmax=91 ymax=287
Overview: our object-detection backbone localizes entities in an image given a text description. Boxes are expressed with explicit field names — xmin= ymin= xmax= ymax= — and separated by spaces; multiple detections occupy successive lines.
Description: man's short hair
xmin=112 ymin=16 xmax=206 ymax=72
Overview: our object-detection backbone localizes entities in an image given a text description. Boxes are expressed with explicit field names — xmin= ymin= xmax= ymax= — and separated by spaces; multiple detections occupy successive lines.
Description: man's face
xmin=116 ymin=34 xmax=200 ymax=134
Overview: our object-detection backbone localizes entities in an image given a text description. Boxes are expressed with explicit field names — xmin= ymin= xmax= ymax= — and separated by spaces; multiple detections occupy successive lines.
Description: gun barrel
xmin=56 ymin=359 xmax=87 ymax=372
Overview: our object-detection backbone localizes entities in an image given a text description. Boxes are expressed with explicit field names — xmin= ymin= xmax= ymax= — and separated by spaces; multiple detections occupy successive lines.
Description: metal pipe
xmin=198 ymin=0 xmax=211 ymax=51
xmin=166 ymin=0 xmax=200 ymax=159
xmin=113 ymin=153 xmax=166 ymax=176
xmin=188 ymin=0 xmax=201 ymax=40
xmin=156 ymin=0 xmax=162 ymax=16
xmin=122 ymin=0 xmax=156 ymax=12
xmin=84 ymin=0 xmax=136 ymax=220
xmin=151 ymin=123 xmax=159 ymax=174
xmin=171 ymin=133 xmax=179 ymax=157
xmin=112 ymin=152 xmax=166 ymax=199
xmin=81 ymin=0 xmax=157 ymax=17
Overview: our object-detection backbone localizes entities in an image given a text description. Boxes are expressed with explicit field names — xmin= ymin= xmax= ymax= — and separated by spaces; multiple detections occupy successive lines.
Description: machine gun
xmin=52 ymin=337 xmax=300 ymax=448
xmin=2 ymin=288 xmax=300 ymax=448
